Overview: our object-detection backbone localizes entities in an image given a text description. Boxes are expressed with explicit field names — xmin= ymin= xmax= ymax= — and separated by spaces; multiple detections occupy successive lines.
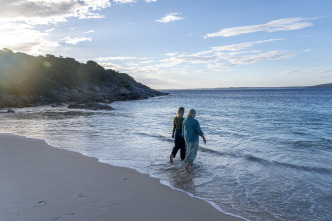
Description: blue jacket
xmin=182 ymin=117 xmax=204 ymax=142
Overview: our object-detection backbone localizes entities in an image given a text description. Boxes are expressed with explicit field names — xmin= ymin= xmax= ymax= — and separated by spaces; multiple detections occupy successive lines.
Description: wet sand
xmin=0 ymin=133 xmax=244 ymax=221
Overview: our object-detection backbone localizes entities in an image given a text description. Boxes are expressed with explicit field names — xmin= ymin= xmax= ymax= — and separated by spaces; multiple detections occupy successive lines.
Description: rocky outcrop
xmin=0 ymin=108 xmax=15 ymax=113
xmin=0 ymin=84 xmax=165 ymax=109
xmin=67 ymin=102 xmax=114 ymax=110
xmin=0 ymin=49 xmax=167 ymax=109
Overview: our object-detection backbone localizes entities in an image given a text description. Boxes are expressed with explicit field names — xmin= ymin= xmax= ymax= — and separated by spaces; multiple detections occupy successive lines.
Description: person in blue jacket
xmin=182 ymin=109 xmax=206 ymax=173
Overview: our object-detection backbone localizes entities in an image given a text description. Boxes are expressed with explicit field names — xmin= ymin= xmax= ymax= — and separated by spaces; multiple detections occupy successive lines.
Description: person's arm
xmin=196 ymin=120 xmax=206 ymax=144
xmin=201 ymin=135 xmax=207 ymax=144
xmin=172 ymin=117 xmax=176 ymax=138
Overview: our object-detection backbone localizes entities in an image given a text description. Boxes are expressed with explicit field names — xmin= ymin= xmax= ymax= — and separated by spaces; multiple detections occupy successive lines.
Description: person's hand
xmin=172 ymin=134 xmax=174 ymax=139
xmin=202 ymin=136 xmax=206 ymax=144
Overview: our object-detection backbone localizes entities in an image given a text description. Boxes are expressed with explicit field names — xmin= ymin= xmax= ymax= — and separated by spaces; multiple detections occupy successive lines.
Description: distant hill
xmin=210 ymin=84 xmax=332 ymax=90
xmin=310 ymin=83 xmax=332 ymax=88
xmin=0 ymin=49 xmax=165 ymax=108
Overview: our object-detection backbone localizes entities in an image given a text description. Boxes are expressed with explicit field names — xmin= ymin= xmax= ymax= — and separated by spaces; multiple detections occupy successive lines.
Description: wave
xmin=133 ymin=132 xmax=332 ymax=175
xmin=200 ymin=146 xmax=332 ymax=175
xmin=244 ymin=154 xmax=332 ymax=174
xmin=133 ymin=132 xmax=174 ymax=143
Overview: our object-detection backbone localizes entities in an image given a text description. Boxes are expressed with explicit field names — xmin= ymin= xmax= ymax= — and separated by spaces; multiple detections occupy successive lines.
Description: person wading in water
xmin=170 ymin=107 xmax=186 ymax=163
xmin=182 ymin=109 xmax=206 ymax=173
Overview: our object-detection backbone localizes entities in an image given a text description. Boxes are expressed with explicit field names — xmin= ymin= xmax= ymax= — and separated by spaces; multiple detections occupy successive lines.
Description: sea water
xmin=1 ymin=88 xmax=331 ymax=221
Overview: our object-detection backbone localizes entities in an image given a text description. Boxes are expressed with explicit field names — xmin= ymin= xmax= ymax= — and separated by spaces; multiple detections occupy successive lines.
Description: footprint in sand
xmin=76 ymin=193 xmax=85 ymax=198
xmin=33 ymin=200 xmax=47 ymax=208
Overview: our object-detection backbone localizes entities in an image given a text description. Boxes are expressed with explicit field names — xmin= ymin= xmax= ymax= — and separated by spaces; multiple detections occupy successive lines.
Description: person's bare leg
xmin=169 ymin=155 xmax=173 ymax=164
xmin=185 ymin=162 xmax=191 ymax=174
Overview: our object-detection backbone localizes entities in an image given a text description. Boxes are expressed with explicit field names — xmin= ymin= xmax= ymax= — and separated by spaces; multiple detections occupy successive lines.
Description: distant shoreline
xmin=160 ymin=83 xmax=332 ymax=91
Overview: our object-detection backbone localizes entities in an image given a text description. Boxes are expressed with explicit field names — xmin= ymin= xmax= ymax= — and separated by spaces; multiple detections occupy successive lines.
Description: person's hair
xmin=187 ymin=109 xmax=196 ymax=118
xmin=176 ymin=107 xmax=185 ymax=117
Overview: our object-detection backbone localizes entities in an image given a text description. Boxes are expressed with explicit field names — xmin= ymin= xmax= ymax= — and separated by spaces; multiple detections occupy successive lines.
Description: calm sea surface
xmin=1 ymin=88 xmax=332 ymax=221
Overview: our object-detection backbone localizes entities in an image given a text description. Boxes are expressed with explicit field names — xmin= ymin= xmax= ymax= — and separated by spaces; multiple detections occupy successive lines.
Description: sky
xmin=0 ymin=0 xmax=332 ymax=89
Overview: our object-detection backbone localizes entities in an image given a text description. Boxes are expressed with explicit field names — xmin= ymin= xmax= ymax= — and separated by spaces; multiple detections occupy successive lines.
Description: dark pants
xmin=171 ymin=129 xmax=186 ymax=160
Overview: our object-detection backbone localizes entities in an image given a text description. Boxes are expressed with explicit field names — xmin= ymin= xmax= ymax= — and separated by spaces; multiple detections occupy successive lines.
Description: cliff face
xmin=0 ymin=49 xmax=165 ymax=108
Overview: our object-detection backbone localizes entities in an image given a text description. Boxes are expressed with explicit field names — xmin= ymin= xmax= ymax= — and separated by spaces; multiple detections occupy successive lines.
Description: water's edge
xmin=2 ymin=132 xmax=248 ymax=221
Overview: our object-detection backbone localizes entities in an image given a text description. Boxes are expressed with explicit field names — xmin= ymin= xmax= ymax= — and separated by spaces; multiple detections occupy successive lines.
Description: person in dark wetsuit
xmin=170 ymin=107 xmax=185 ymax=163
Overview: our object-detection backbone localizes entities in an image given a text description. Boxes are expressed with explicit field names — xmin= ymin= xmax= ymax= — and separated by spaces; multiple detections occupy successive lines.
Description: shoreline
xmin=0 ymin=133 xmax=245 ymax=221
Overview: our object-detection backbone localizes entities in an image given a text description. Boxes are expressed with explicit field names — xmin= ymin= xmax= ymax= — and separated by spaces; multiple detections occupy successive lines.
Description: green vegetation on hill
xmin=0 ymin=49 xmax=163 ymax=108
xmin=0 ymin=49 xmax=140 ymax=95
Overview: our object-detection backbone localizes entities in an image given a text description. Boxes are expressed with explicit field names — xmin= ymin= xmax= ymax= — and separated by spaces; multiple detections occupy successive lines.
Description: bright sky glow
xmin=0 ymin=0 xmax=331 ymax=89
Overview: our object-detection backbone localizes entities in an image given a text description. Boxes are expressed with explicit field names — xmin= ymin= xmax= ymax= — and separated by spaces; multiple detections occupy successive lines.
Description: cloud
xmin=311 ymin=68 xmax=332 ymax=78
xmin=0 ymin=0 xmax=111 ymax=54
xmin=161 ymin=50 xmax=294 ymax=68
xmin=204 ymin=17 xmax=315 ymax=38
xmin=0 ymin=23 xmax=60 ymax=54
xmin=165 ymin=52 xmax=178 ymax=56
xmin=211 ymin=39 xmax=284 ymax=51
xmin=99 ymin=41 xmax=295 ymax=88
xmin=84 ymin=30 xmax=95 ymax=34
xmin=134 ymin=75 xmax=177 ymax=89
xmin=94 ymin=39 xmax=296 ymax=89
xmin=94 ymin=38 xmax=295 ymax=88
xmin=63 ymin=37 xmax=91 ymax=45
xmin=97 ymin=62 xmax=125 ymax=70
xmin=156 ymin=12 xmax=184 ymax=23
xmin=160 ymin=54 xmax=218 ymax=67
xmin=113 ymin=0 xmax=137 ymax=4
xmin=159 ymin=39 xmax=293 ymax=67
xmin=45 ymin=28 xmax=55 ymax=32
xmin=283 ymin=68 xmax=332 ymax=78
xmin=283 ymin=70 xmax=300 ymax=75
xmin=139 ymin=60 xmax=155 ymax=64
xmin=112 ymin=0 xmax=155 ymax=4
xmin=0 ymin=0 xmax=112 ymax=25
xmin=226 ymin=50 xmax=294 ymax=65
xmin=96 ymin=56 xmax=150 ymax=61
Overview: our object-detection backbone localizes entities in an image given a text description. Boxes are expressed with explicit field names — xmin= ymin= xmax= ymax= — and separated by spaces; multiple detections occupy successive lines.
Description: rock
xmin=61 ymin=87 xmax=69 ymax=93
xmin=54 ymin=92 xmax=71 ymax=103
xmin=7 ymin=108 xmax=15 ymax=113
xmin=117 ymin=87 xmax=131 ymax=95
xmin=67 ymin=102 xmax=114 ymax=110
xmin=69 ymin=89 xmax=79 ymax=96
xmin=0 ymin=80 xmax=166 ymax=109
xmin=90 ymin=86 xmax=101 ymax=92
xmin=51 ymin=103 xmax=65 ymax=107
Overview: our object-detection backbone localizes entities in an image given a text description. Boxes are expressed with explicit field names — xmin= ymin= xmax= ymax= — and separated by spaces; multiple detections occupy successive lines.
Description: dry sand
xmin=0 ymin=133 xmax=244 ymax=221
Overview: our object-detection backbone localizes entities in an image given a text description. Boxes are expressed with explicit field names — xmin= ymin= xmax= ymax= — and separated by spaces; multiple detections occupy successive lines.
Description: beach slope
xmin=0 ymin=134 xmax=243 ymax=221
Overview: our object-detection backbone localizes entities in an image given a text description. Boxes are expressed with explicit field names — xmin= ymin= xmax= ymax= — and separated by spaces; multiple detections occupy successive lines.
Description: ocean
xmin=1 ymin=88 xmax=331 ymax=221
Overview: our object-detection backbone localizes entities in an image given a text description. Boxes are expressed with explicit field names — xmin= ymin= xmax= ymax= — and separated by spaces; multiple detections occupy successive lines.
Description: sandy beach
xmin=0 ymin=133 xmax=243 ymax=221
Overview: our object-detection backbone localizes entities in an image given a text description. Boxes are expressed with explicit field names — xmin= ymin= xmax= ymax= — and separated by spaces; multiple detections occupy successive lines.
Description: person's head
xmin=187 ymin=109 xmax=196 ymax=118
xmin=176 ymin=107 xmax=185 ymax=117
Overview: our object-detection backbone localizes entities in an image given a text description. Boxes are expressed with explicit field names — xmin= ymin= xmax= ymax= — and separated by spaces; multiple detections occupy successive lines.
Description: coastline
xmin=0 ymin=133 xmax=244 ymax=221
